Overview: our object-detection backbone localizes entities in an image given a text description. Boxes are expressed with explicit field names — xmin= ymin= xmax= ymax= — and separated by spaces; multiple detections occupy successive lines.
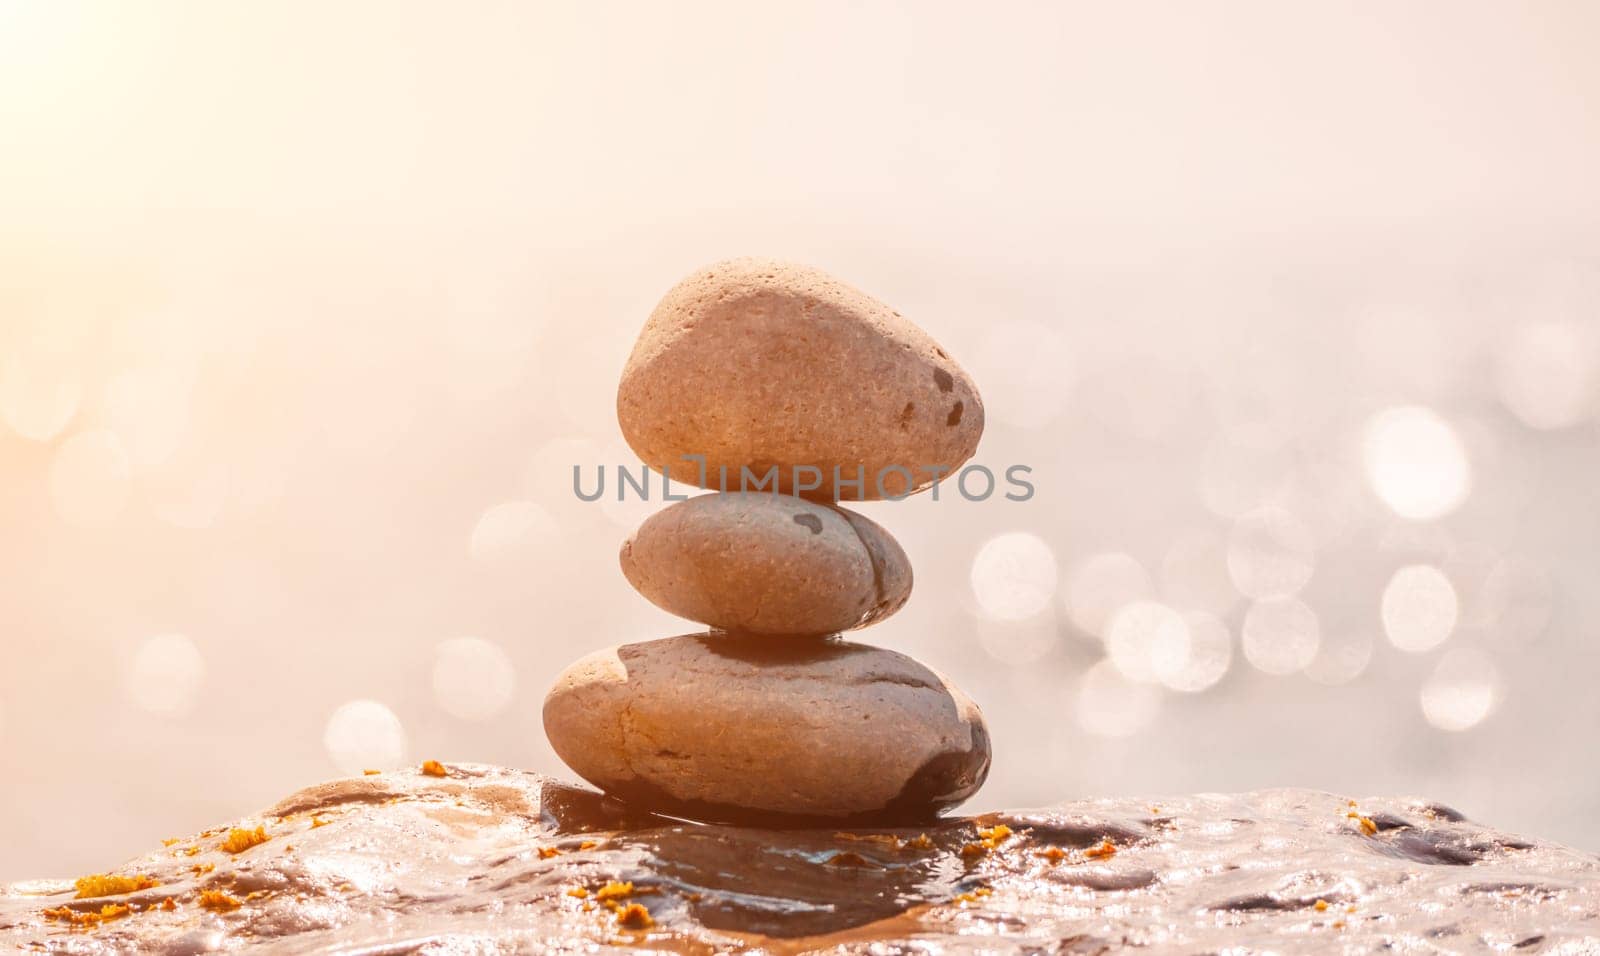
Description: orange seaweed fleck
xmin=220 ymin=826 xmax=270 ymax=854
xmin=74 ymin=873 xmax=160 ymax=899
xmin=835 ymin=832 xmax=906 ymax=850
xmin=615 ymin=902 xmax=653 ymax=930
xmin=197 ymin=889 xmax=242 ymax=912
xmin=42 ymin=903 xmax=131 ymax=929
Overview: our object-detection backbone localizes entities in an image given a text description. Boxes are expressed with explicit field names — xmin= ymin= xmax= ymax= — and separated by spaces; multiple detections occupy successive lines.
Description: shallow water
xmin=3 ymin=764 xmax=1597 ymax=952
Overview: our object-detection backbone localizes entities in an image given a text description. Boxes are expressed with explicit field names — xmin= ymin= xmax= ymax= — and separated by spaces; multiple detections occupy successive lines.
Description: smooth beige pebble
xmin=617 ymin=258 xmax=984 ymax=500
xmin=543 ymin=633 xmax=991 ymax=825
xmin=621 ymin=492 xmax=911 ymax=636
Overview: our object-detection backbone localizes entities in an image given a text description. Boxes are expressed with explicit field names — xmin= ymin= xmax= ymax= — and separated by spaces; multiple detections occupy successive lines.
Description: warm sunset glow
xmin=2 ymin=0 xmax=1598 ymax=886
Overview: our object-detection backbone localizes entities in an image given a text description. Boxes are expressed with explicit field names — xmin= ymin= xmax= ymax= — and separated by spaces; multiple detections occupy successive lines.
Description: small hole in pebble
xmin=935 ymin=346 xmax=948 ymax=359
xmin=932 ymin=368 xmax=954 ymax=393
xmin=947 ymin=402 xmax=964 ymax=427
xmin=898 ymin=402 xmax=915 ymax=428
xmin=792 ymin=514 xmax=823 ymax=534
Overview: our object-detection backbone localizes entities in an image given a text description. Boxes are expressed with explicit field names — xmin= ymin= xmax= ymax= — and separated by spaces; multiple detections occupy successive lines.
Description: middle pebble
xmin=621 ymin=492 xmax=912 ymax=636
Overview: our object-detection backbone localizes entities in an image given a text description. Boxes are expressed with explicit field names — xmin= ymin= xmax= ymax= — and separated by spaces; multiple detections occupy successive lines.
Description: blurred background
xmin=3 ymin=1 xmax=1599 ymax=880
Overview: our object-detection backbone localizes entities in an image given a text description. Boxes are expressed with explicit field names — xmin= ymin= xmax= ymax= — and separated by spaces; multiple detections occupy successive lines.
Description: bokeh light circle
xmin=1063 ymin=552 xmax=1153 ymax=638
xmin=1362 ymin=406 xmax=1471 ymax=521
xmin=1164 ymin=613 xmax=1235 ymax=697
xmin=1382 ymin=564 xmax=1459 ymax=653
xmin=1161 ymin=612 xmax=1233 ymax=693
xmin=1241 ymin=597 xmax=1321 ymax=675
xmin=1304 ymin=630 xmax=1374 ymax=686
xmin=970 ymin=532 xmax=1058 ymax=621
xmin=1494 ymin=321 xmax=1597 ymax=430
xmin=324 ymin=700 xmax=407 ymax=775
xmin=1420 ymin=648 xmax=1500 ymax=731
xmin=124 ymin=634 xmax=206 ymax=716
xmin=1075 ymin=659 xmax=1163 ymax=738
xmin=1105 ymin=600 xmax=1191 ymax=685
xmin=432 ymin=638 xmax=517 ymax=721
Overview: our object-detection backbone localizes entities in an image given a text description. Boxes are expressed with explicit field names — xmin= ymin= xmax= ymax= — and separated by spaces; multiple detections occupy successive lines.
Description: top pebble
xmin=617 ymin=258 xmax=984 ymax=500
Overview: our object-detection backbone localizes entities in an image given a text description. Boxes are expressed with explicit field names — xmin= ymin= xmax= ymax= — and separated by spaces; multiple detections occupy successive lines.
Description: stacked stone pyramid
xmin=543 ymin=258 xmax=991 ymax=825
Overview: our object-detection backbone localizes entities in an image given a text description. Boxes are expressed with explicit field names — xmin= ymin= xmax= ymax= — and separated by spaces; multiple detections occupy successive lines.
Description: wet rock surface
xmin=4 ymin=764 xmax=1597 ymax=953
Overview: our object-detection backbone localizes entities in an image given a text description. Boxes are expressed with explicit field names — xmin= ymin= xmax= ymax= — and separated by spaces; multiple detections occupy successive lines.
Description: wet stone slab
xmin=2 ymin=764 xmax=1597 ymax=952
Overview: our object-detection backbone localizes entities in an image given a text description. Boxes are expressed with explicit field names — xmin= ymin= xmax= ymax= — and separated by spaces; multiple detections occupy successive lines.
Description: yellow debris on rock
xmin=197 ymin=889 xmax=242 ymax=912
xmin=220 ymin=826 xmax=270 ymax=854
xmin=73 ymin=873 xmax=160 ymax=899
